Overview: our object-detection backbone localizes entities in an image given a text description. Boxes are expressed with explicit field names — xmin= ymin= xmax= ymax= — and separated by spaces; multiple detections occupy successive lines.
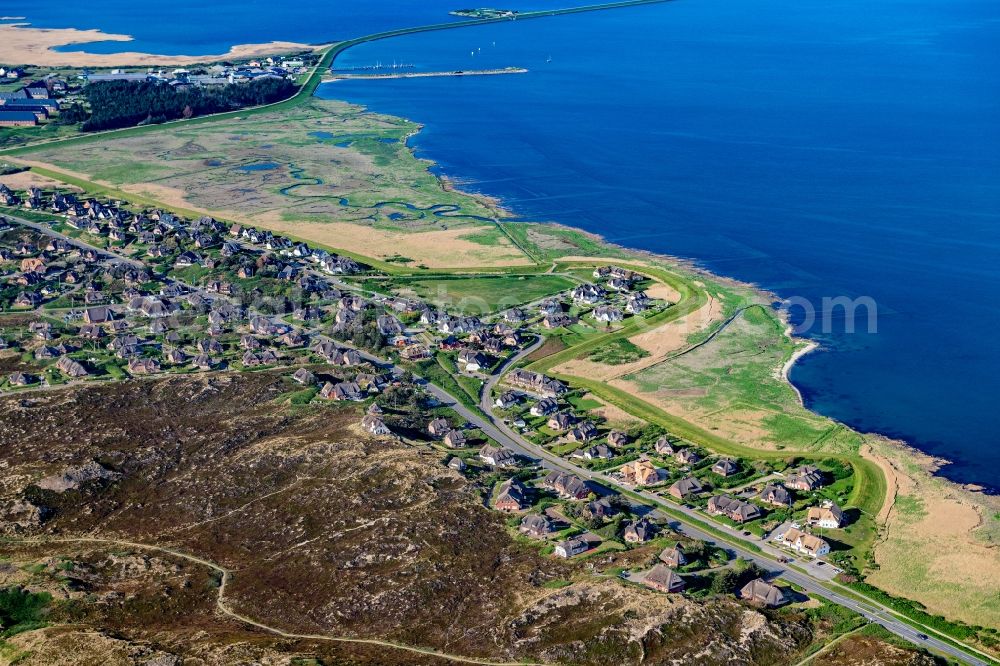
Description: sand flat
xmin=256 ymin=219 xmax=533 ymax=269
xmin=0 ymin=170 xmax=83 ymax=192
xmin=0 ymin=23 xmax=318 ymax=67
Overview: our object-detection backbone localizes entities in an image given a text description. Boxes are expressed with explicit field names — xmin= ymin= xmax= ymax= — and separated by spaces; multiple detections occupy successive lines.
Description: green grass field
xmin=624 ymin=305 xmax=864 ymax=454
xmin=392 ymin=274 xmax=574 ymax=313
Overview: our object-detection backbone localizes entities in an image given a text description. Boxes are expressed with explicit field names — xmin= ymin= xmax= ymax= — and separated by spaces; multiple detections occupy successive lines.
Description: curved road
xmin=2 ymin=218 xmax=990 ymax=666
xmin=463 ymin=340 xmax=991 ymax=666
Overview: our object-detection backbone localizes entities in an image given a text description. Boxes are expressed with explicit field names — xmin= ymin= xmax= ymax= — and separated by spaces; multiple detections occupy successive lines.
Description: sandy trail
xmin=0 ymin=23 xmax=319 ymax=67
xmin=553 ymin=295 xmax=724 ymax=381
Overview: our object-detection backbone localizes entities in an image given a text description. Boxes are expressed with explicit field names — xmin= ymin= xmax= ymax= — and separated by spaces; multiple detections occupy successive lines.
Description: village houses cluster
xmin=1 ymin=181 xmax=854 ymax=606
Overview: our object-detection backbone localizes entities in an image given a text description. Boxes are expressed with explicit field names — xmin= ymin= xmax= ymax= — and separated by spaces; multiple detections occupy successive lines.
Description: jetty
xmin=324 ymin=67 xmax=528 ymax=82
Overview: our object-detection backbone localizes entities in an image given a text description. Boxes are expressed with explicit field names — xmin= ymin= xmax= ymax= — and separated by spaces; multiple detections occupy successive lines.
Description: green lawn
xmin=587 ymin=338 xmax=650 ymax=365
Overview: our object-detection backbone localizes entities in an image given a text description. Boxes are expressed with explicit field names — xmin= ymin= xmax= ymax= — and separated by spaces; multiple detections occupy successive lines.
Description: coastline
xmin=0 ymin=22 xmax=320 ymax=67
xmin=781 ymin=329 xmax=819 ymax=408
xmin=5 ymin=14 xmax=998 ymax=634
xmin=397 ymin=101 xmax=998 ymax=500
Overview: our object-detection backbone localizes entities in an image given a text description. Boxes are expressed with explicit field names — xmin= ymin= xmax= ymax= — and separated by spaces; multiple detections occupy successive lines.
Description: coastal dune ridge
xmin=0 ymin=22 xmax=322 ymax=66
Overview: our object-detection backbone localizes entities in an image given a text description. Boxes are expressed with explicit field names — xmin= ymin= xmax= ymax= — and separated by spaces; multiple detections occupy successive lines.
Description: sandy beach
xmin=0 ymin=23 xmax=321 ymax=67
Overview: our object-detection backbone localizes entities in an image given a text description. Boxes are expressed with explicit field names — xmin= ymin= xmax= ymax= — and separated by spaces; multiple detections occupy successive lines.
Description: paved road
xmin=5 ymin=215 xmax=990 ymax=666
xmin=465 ymin=340 xmax=990 ymax=666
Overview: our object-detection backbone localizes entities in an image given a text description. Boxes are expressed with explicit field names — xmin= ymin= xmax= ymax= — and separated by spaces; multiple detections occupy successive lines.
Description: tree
xmin=709 ymin=569 xmax=740 ymax=595
xmin=80 ymin=77 xmax=296 ymax=132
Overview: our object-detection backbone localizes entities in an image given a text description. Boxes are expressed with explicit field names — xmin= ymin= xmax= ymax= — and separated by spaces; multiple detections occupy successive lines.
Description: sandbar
xmin=0 ymin=23 xmax=320 ymax=67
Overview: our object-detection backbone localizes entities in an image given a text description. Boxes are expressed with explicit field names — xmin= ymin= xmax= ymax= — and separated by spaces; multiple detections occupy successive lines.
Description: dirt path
xmin=792 ymin=625 xmax=867 ymax=666
xmin=2 ymin=536 xmax=543 ymax=666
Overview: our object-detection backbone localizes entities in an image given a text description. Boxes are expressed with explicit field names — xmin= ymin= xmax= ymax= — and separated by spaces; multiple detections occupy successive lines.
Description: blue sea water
xmin=315 ymin=0 xmax=1000 ymax=489
xmin=0 ymin=0 xmax=559 ymax=55
xmin=6 ymin=1 xmax=999 ymax=488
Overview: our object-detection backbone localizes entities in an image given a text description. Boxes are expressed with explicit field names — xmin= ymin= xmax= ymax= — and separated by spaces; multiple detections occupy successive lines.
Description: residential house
xmin=757 ymin=485 xmax=792 ymax=508
xmin=241 ymin=335 xmax=263 ymax=351
xmin=458 ymin=349 xmax=489 ymax=372
xmin=626 ymin=292 xmax=650 ymax=314
xmin=443 ymin=429 xmax=468 ymax=449
xmin=530 ymin=397 xmax=558 ymax=417
xmin=654 ymin=436 xmax=675 ymax=456
xmin=165 ymin=348 xmax=188 ymax=364
xmin=674 ymin=448 xmax=701 ymax=466
xmin=242 ymin=350 xmax=279 ymax=367
xmin=55 ymin=356 xmax=88 ymax=378
xmin=574 ymin=444 xmax=613 ymax=461
xmin=607 ymin=277 xmax=631 ymax=292
xmin=361 ymin=414 xmax=393 ymax=436
xmin=14 ymin=292 xmax=41 ymax=307
xmin=78 ymin=324 xmax=105 ymax=340
xmin=428 ymin=418 xmax=451 ymax=437
xmin=620 ymin=459 xmax=666 ymax=486
xmin=192 ymin=354 xmax=214 ymax=371
xmin=784 ymin=465 xmax=825 ymax=492
xmin=35 ymin=346 xmax=58 ymax=360
xmin=542 ymin=313 xmax=576 ymax=329
xmin=538 ymin=299 xmax=562 ymax=316
xmin=659 ymin=544 xmax=686 ymax=568
xmin=554 ymin=536 xmax=593 ymax=559
xmin=400 ymin=344 xmax=430 ymax=361
xmin=592 ymin=305 xmax=623 ymax=323
xmin=197 ymin=338 xmax=224 ymax=354
xmin=331 ymin=349 xmax=363 ymax=367
xmin=711 ymin=458 xmax=739 ymax=477
xmin=519 ymin=514 xmax=554 ymax=538
xmin=503 ymin=308 xmax=525 ymax=324
xmin=739 ymin=579 xmax=787 ymax=608
xmin=479 ymin=445 xmax=516 ymax=467
xmin=643 ymin=564 xmax=685 ymax=593
xmin=376 ymin=314 xmax=403 ymax=337
xmin=83 ymin=305 xmax=115 ymax=324
xmin=495 ymin=478 xmax=529 ymax=512
xmin=292 ymin=368 xmax=316 ymax=385
xmin=571 ymin=283 xmax=604 ymax=305
xmin=507 ymin=369 xmax=566 ymax=397
xmin=542 ymin=471 xmax=590 ymax=500
xmin=706 ymin=495 xmax=761 ymax=523
xmin=668 ymin=476 xmax=704 ymax=500
xmin=806 ymin=501 xmax=845 ymax=529
xmin=127 ymin=357 xmax=160 ymax=375
xmin=567 ymin=421 xmax=598 ymax=443
xmin=8 ymin=372 xmax=37 ymax=386
xmin=20 ymin=257 xmax=45 ymax=274
xmin=585 ymin=497 xmax=620 ymax=521
xmin=607 ymin=431 xmax=628 ymax=448
xmin=623 ymin=518 xmax=655 ymax=543
xmin=319 ymin=381 xmax=363 ymax=401
xmin=448 ymin=457 xmax=466 ymax=472
xmin=547 ymin=412 xmax=575 ymax=431
xmin=775 ymin=527 xmax=830 ymax=558
xmin=494 ymin=391 xmax=520 ymax=409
